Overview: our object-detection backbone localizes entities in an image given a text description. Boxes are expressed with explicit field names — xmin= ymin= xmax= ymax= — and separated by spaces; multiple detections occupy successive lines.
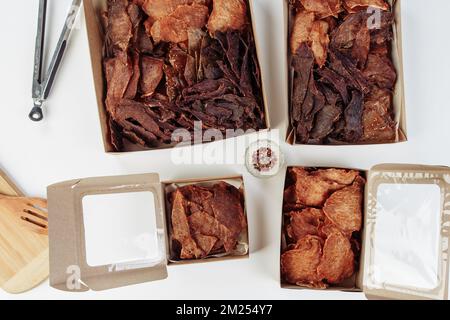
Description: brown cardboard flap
xmin=48 ymin=174 xmax=168 ymax=292
xmin=362 ymin=164 xmax=450 ymax=300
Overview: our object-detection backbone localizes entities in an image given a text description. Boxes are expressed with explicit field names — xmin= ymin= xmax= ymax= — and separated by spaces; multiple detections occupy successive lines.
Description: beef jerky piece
xmin=239 ymin=39 xmax=253 ymax=97
xmin=189 ymin=211 xmax=236 ymax=252
xmin=343 ymin=90 xmax=364 ymax=142
xmin=140 ymin=56 xmax=164 ymax=97
xmin=105 ymin=51 xmax=133 ymax=116
xmin=317 ymin=229 xmax=355 ymax=284
xmin=109 ymin=118 xmax=124 ymax=151
xmin=287 ymin=168 xmax=350 ymax=207
xmin=362 ymin=87 xmax=396 ymax=142
xmin=286 ymin=208 xmax=325 ymax=242
xmin=122 ymin=128 xmax=146 ymax=146
xmin=318 ymin=68 xmax=349 ymax=104
xmin=207 ymin=0 xmax=248 ymax=34
xmin=291 ymin=44 xmax=315 ymax=122
xmin=299 ymin=0 xmax=342 ymax=19
xmin=193 ymin=234 xmax=218 ymax=256
xmin=309 ymin=103 xmax=341 ymax=140
xmin=215 ymin=31 xmax=241 ymax=79
xmin=310 ymin=20 xmax=330 ymax=68
xmin=323 ymin=176 xmax=365 ymax=234
xmin=178 ymin=185 xmax=214 ymax=215
xmin=211 ymin=182 xmax=246 ymax=238
xmin=169 ymin=44 xmax=188 ymax=77
xmin=330 ymin=10 xmax=366 ymax=51
xmin=141 ymin=0 xmax=190 ymax=22
xmin=171 ymin=190 xmax=205 ymax=259
xmin=107 ymin=0 xmax=132 ymax=52
xmin=205 ymin=103 xmax=234 ymax=123
xmin=281 ymin=236 xmax=326 ymax=288
xmin=344 ymin=0 xmax=389 ymax=12
xmin=184 ymin=55 xmax=197 ymax=86
xmin=125 ymin=51 xmax=140 ymax=99
xmin=136 ymin=24 xmax=154 ymax=53
xmin=290 ymin=11 xmax=315 ymax=55
xmin=164 ymin=64 xmax=182 ymax=101
xmin=313 ymin=168 xmax=359 ymax=185
xmin=329 ymin=50 xmax=365 ymax=93
xmin=182 ymin=79 xmax=234 ymax=102
xmin=351 ymin=23 xmax=370 ymax=68
xmin=363 ymin=53 xmax=397 ymax=89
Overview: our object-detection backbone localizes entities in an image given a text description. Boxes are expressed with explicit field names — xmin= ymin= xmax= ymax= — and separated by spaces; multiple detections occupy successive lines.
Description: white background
xmin=1 ymin=0 xmax=449 ymax=300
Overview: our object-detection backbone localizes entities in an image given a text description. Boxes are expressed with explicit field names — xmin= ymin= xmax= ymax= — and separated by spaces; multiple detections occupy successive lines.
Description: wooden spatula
xmin=0 ymin=169 xmax=49 ymax=294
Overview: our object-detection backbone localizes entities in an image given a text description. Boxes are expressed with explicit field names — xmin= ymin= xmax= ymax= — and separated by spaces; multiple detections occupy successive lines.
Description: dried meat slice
xmin=105 ymin=51 xmax=133 ymax=116
xmin=171 ymin=190 xmax=205 ymax=259
xmin=290 ymin=11 xmax=315 ymax=55
xmin=171 ymin=4 xmax=210 ymax=29
xmin=151 ymin=16 xmax=189 ymax=43
xmin=313 ymin=168 xmax=359 ymax=185
xmin=141 ymin=0 xmax=190 ymax=22
xmin=310 ymin=20 xmax=330 ymax=68
xmin=300 ymin=0 xmax=342 ymax=18
xmin=281 ymin=236 xmax=325 ymax=288
xmin=323 ymin=176 xmax=365 ymax=234
xmin=140 ymin=56 xmax=164 ymax=97
xmin=317 ymin=230 xmax=355 ymax=284
xmin=286 ymin=208 xmax=325 ymax=242
xmin=363 ymin=53 xmax=397 ymax=89
xmin=344 ymin=0 xmax=389 ymax=12
xmin=207 ymin=0 xmax=248 ymax=34
xmin=107 ymin=0 xmax=132 ymax=52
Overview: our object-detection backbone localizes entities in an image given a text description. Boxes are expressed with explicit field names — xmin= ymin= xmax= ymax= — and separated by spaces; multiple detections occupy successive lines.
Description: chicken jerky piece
xmin=104 ymin=51 xmax=133 ymax=116
xmin=140 ymin=56 xmax=164 ymax=97
xmin=107 ymin=0 xmax=133 ymax=52
xmin=211 ymin=182 xmax=247 ymax=238
xmin=189 ymin=211 xmax=236 ymax=252
xmin=286 ymin=208 xmax=325 ymax=242
xmin=281 ymin=236 xmax=325 ymax=288
xmin=344 ymin=0 xmax=389 ymax=12
xmin=141 ymin=0 xmax=190 ymax=22
xmin=207 ymin=0 xmax=248 ymax=34
xmin=362 ymin=87 xmax=396 ymax=142
xmin=193 ymin=234 xmax=218 ymax=256
xmin=309 ymin=20 xmax=330 ymax=68
xmin=300 ymin=0 xmax=342 ymax=19
xmin=363 ymin=53 xmax=397 ymax=89
xmin=171 ymin=190 xmax=205 ymax=259
xmin=287 ymin=167 xmax=351 ymax=207
xmin=317 ymin=229 xmax=355 ymax=284
xmin=290 ymin=11 xmax=315 ymax=55
xmin=323 ymin=176 xmax=365 ymax=234
xmin=312 ymin=168 xmax=360 ymax=185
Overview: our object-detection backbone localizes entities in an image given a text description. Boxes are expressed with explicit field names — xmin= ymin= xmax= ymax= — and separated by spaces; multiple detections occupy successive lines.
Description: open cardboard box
xmin=84 ymin=0 xmax=271 ymax=154
xmin=280 ymin=164 xmax=450 ymax=300
xmin=284 ymin=0 xmax=408 ymax=145
xmin=47 ymin=174 xmax=249 ymax=292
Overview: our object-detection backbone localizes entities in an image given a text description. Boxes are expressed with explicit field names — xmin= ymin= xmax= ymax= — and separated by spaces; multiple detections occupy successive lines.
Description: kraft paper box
xmin=48 ymin=174 xmax=249 ymax=292
xmin=284 ymin=0 xmax=407 ymax=146
xmin=280 ymin=164 xmax=450 ymax=300
xmin=83 ymin=0 xmax=271 ymax=154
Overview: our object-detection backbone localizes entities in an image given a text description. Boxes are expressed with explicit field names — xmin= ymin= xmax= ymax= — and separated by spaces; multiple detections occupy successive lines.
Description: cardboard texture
xmin=84 ymin=0 xmax=271 ymax=154
xmin=48 ymin=174 xmax=249 ymax=291
xmin=284 ymin=0 xmax=407 ymax=146
xmin=48 ymin=174 xmax=168 ymax=292
xmin=280 ymin=164 xmax=450 ymax=300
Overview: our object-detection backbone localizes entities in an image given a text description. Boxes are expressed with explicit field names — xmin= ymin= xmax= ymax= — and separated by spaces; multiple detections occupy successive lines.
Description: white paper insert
xmin=82 ymin=192 xmax=162 ymax=267
xmin=372 ymin=183 xmax=441 ymax=290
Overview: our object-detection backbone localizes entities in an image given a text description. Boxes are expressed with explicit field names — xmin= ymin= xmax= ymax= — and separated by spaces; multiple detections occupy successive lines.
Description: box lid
xmin=362 ymin=164 xmax=450 ymax=300
xmin=47 ymin=174 xmax=168 ymax=292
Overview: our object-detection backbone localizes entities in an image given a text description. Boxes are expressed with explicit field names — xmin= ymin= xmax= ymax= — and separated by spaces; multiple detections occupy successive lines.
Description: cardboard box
xmin=84 ymin=0 xmax=271 ymax=154
xmin=48 ymin=174 xmax=249 ymax=292
xmin=280 ymin=164 xmax=450 ymax=300
xmin=284 ymin=0 xmax=407 ymax=145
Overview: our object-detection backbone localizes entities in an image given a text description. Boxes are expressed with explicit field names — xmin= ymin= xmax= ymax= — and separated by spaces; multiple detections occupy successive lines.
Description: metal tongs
xmin=30 ymin=0 xmax=82 ymax=122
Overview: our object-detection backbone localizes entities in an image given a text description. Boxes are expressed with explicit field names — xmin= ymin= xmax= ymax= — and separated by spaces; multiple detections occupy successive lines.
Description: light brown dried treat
xmin=179 ymin=185 xmax=214 ymax=215
xmin=207 ymin=0 xmax=247 ymax=34
xmin=290 ymin=11 xmax=315 ymax=55
xmin=344 ymin=0 xmax=389 ymax=12
xmin=107 ymin=0 xmax=133 ymax=51
xmin=171 ymin=190 xmax=205 ymax=259
xmin=211 ymin=182 xmax=247 ymax=238
xmin=193 ymin=234 xmax=218 ymax=256
xmin=281 ymin=236 xmax=325 ymax=288
xmin=362 ymin=87 xmax=396 ymax=142
xmin=104 ymin=51 xmax=133 ymax=116
xmin=317 ymin=230 xmax=355 ymax=284
xmin=189 ymin=211 xmax=236 ymax=252
xmin=140 ymin=56 xmax=164 ymax=97
xmin=124 ymin=51 xmax=141 ymax=99
xmin=310 ymin=20 xmax=330 ymax=68
xmin=151 ymin=16 xmax=189 ymax=43
xmin=171 ymin=4 xmax=210 ymax=29
xmin=312 ymin=168 xmax=359 ymax=185
xmin=323 ymin=176 xmax=364 ymax=234
xmin=141 ymin=0 xmax=190 ymax=21
xmin=286 ymin=208 xmax=325 ymax=242
xmin=300 ymin=0 xmax=342 ymax=18
xmin=287 ymin=168 xmax=350 ymax=207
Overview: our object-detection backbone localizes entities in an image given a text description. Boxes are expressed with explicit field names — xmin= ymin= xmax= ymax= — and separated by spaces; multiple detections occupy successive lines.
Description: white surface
xmin=371 ymin=184 xmax=441 ymax=291
xmin=83 ymin=192 xmax=161 ymax=267
xmin=0 ymin=0 xmax=449 ymax=300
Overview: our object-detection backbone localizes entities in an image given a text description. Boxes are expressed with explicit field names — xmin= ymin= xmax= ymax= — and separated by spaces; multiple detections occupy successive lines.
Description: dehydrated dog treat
xmin=289 ymin=0 xmax=398 ymax=144
xmin=281 ymin=167 xmax=365 ymax=288
xmin=170 ymin=182 xmax=247 ymax=260
xmin=103 ymin=0 xmax=266 ymax=151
